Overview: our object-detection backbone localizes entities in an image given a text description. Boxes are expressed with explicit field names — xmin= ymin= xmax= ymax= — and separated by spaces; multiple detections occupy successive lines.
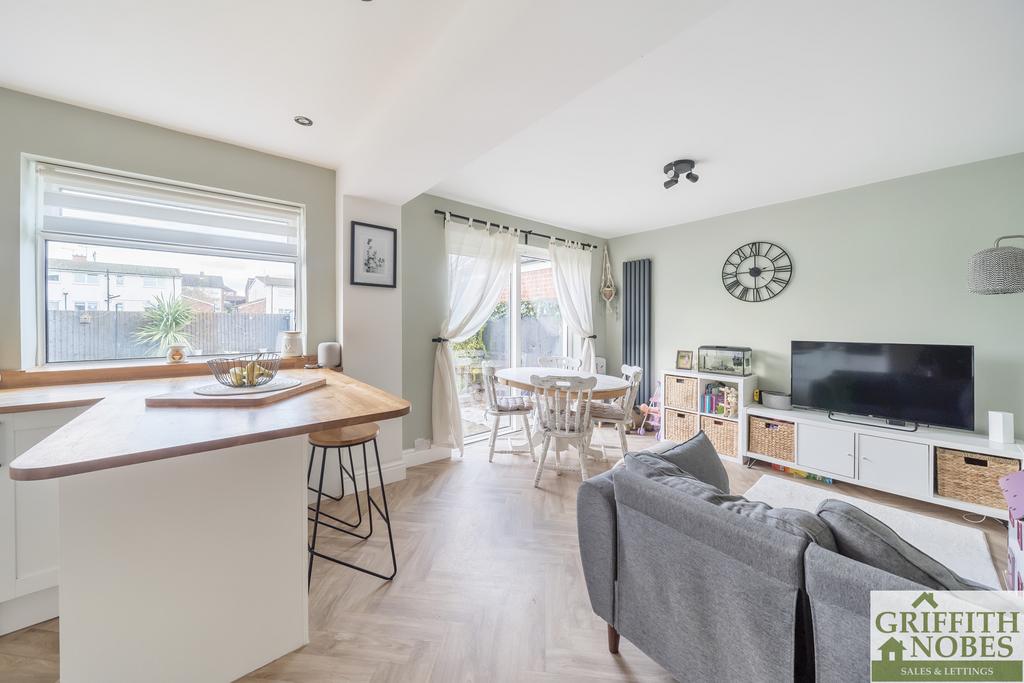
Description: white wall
xmin=340 ymin=195 xmax=405 ymax=477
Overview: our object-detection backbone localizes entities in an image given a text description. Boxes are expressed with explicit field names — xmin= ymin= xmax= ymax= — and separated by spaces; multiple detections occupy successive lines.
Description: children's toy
xmin=638 ymin=381 xmax=662 ymax=437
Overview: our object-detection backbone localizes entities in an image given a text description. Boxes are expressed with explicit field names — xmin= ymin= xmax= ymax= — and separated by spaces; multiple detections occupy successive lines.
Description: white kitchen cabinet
xmin=796 ymin=423 xmax=856 ymax=478
xmin=0 ymin=406 xmax=86 ymax=635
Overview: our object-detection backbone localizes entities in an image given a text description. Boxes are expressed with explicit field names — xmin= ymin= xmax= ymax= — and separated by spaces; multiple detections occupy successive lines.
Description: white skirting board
xmin=0 ymin=586 xmax=57 ymax=637
xmin=59 ymin=437 xmax=309 ymax=683
xmin=403 ymin=445 xmax=453 ymax=468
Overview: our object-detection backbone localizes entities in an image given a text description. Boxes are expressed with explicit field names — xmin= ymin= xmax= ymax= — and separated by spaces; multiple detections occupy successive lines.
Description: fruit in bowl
xmin=209 ymin=353 xmax=281 ymax=388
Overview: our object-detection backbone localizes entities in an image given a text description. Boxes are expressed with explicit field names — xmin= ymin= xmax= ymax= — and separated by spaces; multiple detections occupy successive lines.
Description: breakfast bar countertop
xmin=6 ymin=369 xmax=410 ymax=481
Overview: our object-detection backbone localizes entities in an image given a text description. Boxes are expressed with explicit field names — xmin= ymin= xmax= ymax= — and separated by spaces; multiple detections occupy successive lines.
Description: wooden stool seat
xmin=309 ymin=423 xmax=380 ymax=448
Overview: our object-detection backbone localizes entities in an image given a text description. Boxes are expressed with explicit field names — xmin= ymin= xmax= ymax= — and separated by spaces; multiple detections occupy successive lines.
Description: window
xmin=35 ymin=162 xmax=303 ymax=363
xmin=73 ymin=272 xmax=100 ymax=285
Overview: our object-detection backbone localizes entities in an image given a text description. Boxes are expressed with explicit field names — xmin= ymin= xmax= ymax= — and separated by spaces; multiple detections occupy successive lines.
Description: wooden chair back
xmin=619 ymin=365 xmax=644 ymax=414
xmin=482 ymin=363 xmax=502 ymax=411
xmin=531 ymin=374 xmax=597 ymax=437
xmin=538 ymin=356 xmax=583 ymax=371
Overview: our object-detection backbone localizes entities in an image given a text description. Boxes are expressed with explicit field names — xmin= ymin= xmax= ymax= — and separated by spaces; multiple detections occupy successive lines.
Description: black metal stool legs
xmin=307 ymin=445 xmax=363 ymax=530
xmin=308 ymin=437 xmax=397 ymax=586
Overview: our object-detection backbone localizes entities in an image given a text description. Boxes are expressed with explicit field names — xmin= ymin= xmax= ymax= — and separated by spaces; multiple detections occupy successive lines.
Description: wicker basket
xmin=748 ymin=416 xmax=795 ymax=462
xmin=665 ymin=409 xmax=698 ymax=442
xmin=665 ymin=375 xmax=698 ymax=411
xmin=701 ymin=416 xmax=738 ymax=458
xmin=935 ymin=447 xmax=1020 ymax=509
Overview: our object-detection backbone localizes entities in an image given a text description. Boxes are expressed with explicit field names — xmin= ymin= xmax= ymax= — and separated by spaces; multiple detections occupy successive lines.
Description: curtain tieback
xmin=585 ymin=335 xmax=597 ymax=340
xmin=432 ymin=337 xmax=450 ymax=343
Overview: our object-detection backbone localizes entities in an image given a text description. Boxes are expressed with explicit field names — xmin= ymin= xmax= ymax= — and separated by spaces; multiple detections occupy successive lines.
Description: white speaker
xmin=989 ymin=411 xmax=1015 ymax=444
xmin=317 ymin=342 xmax=342 ymax=369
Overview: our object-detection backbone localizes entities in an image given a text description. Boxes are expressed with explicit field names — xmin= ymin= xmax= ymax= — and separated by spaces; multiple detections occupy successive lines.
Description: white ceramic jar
xmin=279 ymin=330 xmax=303 ymax=358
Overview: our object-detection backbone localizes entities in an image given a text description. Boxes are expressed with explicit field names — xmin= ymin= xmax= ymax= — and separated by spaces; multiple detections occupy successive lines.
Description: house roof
xmin=182 ymin=273 xmax=229 ymax=290
xmin=250 ymin=276 xmax=294 ymax=289
xmin=48 ymin=259 xmax=181 ymax=278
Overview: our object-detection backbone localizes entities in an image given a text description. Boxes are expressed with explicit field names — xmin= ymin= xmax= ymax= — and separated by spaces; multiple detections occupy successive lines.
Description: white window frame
xmin=25 ymin=156 xmax=307 ymax=366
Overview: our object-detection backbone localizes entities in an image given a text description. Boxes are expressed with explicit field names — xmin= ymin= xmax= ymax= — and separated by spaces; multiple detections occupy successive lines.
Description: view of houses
xmin=46 ymin=254 xmax=294 ymax=318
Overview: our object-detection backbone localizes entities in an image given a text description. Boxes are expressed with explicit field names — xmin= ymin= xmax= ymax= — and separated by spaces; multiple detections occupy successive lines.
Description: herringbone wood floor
xmin=0 ymin=428 xmax=1007 ymax=682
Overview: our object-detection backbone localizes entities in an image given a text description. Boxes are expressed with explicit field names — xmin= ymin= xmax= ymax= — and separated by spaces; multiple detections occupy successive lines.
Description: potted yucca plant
xmin=134 ymin=294 xmax=195 ymax=362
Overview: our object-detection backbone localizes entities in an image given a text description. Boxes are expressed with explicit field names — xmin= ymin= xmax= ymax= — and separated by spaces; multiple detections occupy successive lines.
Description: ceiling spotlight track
xmin=663 ymin=158 xmax=699 ymax=189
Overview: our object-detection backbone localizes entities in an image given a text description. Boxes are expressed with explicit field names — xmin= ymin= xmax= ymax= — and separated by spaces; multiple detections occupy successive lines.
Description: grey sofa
xmin=577 ymin=449 xmax=939 ymax=682
xmin=579 ymin=466 xmax=815 ymax=682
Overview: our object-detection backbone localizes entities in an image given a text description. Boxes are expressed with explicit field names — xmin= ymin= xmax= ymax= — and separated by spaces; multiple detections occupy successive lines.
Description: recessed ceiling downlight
xmin=293 ymin=116 xmax=313 ymax=127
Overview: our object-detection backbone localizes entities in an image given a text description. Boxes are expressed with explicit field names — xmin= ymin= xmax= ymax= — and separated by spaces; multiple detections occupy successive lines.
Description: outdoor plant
xmin=134 ymin=294 xmax=194 ymax=353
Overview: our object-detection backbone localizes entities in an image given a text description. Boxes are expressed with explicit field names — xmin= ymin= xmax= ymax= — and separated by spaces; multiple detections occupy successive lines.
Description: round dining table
xmin=494 ymin=366 xmax=629 ymax=401
xmin=494 ymin=366 xmax=630 ymax=464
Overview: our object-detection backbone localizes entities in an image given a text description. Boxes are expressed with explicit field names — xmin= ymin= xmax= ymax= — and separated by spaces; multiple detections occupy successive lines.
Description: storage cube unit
xmin=745 ymin=404 xmax=1024 ymax=520
xmin=662 ymin=370 xmax=757 ymax=462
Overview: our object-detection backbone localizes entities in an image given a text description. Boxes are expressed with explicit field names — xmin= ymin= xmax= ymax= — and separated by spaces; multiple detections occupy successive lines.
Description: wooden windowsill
xmin=0 ymin=355 xmax=320 ymax=390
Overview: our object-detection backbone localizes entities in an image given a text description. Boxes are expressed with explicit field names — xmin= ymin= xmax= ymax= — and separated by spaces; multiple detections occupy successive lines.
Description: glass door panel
xmin=452 ymin=281 xmax=511 ymax=440
xmin=518 ymin=254 xmax=563 ymax=367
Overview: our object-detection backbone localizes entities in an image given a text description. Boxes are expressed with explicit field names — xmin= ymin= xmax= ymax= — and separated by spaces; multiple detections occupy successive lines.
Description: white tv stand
xmin=743 ymin=405 xmax=1024 ymax=520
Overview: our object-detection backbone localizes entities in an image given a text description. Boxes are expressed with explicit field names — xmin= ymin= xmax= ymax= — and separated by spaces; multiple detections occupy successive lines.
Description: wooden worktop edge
xmin=0 ymin=355 xmax=321 ymax=390
xmin=8 ymin=401 xmax=411 ymax=481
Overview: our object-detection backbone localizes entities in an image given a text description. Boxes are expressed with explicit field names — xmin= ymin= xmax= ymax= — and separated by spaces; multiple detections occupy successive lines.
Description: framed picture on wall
xmin=350 ymin=221 xmax=397 ymax=288
xmin=676 ymin=350 xmax=693 ymax=370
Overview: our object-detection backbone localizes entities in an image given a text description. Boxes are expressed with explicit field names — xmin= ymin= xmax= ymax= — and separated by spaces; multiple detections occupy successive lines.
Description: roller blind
xmin=36 ymin=164 xmax=302 ymax=259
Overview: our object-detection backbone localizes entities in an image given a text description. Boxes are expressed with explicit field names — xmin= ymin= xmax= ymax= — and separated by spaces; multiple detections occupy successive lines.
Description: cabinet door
xmin=796 ymin=424 xmax=856 ymax=478
xmin=858 ymin=435 xmax=929 ymax=498
xmin=0 ymin=407 xmax=86 ymax=600
xmin=0 ymin=419 xmax=14 ymax=602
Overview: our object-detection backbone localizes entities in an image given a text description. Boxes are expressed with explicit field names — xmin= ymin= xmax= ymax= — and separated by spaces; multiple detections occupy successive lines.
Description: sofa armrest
xmin=577 ymin=469 xmax=617 ymax=624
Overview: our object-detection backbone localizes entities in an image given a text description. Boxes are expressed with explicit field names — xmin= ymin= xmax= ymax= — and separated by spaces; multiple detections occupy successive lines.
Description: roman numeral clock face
xmin=721 ymin=241 xmax=793 ymax=302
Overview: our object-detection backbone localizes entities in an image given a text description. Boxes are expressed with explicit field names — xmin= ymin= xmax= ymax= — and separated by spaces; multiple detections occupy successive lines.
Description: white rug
xmin=743 ymin=475 xmax=1000 ymax=588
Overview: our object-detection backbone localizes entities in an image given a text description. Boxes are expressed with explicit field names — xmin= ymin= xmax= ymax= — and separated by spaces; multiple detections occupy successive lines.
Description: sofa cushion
xmin=623 ymin=454 xmax=836 ymax=550
xmin=647 ymin=431 xmax=730 ymax=493
xmin=816 ymin=499 xmax=987 ymax=590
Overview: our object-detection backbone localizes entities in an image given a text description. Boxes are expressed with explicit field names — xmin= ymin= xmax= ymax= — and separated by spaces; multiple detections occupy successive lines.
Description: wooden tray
xmin=145 ymin=377 xmax=326 ymax=407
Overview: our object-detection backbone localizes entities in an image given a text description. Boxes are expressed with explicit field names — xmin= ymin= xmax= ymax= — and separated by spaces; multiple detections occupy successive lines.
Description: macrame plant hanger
xmin=600 ymin=244 xmax=616 ymax=312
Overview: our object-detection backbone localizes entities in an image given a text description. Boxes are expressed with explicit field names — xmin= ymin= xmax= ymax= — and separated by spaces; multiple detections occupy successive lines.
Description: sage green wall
xmin=401 ymin=194 xmax=607 ymax=449
xmin=0 ymin=87 xmax=337 ymax=369
xmin=604 ymin=153 xmax=1024 ymax=435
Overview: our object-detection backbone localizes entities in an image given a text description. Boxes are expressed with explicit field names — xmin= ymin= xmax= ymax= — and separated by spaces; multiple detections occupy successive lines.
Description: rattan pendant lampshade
xmin=969 ymin=235 xmax=1024 ymax=294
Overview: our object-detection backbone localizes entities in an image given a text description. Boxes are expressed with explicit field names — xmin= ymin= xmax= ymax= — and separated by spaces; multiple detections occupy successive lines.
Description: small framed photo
xmin=350 ymin=221 xmax=397 ymax=288
xmin=676 ymin=350 xmax=693 ymax=370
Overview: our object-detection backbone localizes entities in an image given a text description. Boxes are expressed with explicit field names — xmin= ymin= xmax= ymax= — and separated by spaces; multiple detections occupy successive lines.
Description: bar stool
xmin=307 ymin=422 xmax=397 ymax=586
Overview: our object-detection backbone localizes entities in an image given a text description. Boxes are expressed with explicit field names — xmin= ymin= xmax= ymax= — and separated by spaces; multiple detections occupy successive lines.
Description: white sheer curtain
xmin=432 ymin=216 xmax=518 ymax=454
xmin=549 ymin=241 xmax=596 ymax=372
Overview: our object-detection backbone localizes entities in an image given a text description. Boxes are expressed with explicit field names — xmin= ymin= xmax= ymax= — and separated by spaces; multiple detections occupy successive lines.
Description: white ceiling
xmin=0 ymin=0 xmax=719 ymax=205
xmin=432 ymin=0 xmax=1024 ymax=237
xmin=2 ymin=1 xmax=1021 ymax=236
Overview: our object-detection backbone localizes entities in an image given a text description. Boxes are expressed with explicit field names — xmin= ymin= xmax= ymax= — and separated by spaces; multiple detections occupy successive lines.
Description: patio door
xmin=453 ymin=245 xmax=570 ymax=443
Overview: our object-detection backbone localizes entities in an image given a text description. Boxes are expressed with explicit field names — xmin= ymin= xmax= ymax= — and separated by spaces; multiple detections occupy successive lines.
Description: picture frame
xmin=350 ymin=221 xmax=397 ymax=288
xmin=676 ymin=350 xmax=693 ymax=370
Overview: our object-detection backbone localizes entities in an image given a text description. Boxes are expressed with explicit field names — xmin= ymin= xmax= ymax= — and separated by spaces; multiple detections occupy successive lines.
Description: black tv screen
xmin=791 ymin=341 xmax=974 ymax=430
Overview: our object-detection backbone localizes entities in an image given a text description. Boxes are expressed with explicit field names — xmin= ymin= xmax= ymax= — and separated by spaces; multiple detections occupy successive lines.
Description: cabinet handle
xmin=862 ymin=457 xmax=872 ymax=463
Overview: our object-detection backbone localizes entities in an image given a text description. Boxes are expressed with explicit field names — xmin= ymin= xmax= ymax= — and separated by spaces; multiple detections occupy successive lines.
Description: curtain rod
xmin=433 ymin=209 xmax=597 ymax=250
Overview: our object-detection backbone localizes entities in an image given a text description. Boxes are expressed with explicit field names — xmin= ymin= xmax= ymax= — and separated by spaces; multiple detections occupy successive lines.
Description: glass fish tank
xmin=698 ymin=346 xmax=752 ymax=376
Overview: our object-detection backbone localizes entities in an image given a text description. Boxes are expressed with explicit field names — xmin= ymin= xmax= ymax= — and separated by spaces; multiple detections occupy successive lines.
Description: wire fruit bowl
xmin=207 ymin=353 xmax=281 ymax=388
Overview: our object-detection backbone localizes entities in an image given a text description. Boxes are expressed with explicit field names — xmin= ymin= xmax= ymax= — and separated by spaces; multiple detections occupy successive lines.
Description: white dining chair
xmin=590 ymin=365 xmax=643 ymax=458
xmin=482 ymin=365 xmax=536 ymax=463
xmin=538 ymin=355 xmax=583 ymax=370
xmin=531 ymin=374 xmax=597 ymax=486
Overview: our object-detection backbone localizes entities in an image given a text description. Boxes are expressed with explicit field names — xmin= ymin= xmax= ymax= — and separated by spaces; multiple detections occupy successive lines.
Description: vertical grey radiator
xmin=622 ymin=258 xmax=652 ymax=403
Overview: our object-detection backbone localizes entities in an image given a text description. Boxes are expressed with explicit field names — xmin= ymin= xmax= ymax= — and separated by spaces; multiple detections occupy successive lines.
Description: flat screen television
xmin=790 ymin=341 xmax=975 ymax=430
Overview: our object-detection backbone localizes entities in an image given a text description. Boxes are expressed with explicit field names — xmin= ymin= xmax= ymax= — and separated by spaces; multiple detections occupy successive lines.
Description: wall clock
xmin=721 ymin=241 xmax=792 ymax=302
